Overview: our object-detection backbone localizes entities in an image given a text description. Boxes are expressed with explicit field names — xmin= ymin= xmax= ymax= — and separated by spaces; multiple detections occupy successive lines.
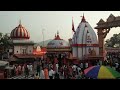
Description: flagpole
xmin=72 ymin=17 xmax=75 ymax=35
xmin=42 ymin=29 xmax=45 ymax=47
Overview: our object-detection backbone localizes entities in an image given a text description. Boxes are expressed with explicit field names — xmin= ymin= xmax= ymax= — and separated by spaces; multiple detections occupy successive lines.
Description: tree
xmin=105 ymin=33 xmax=120 ymax=48
xmin=0 ymin=32 xmax=4 ymax=47
xmin=0 ymin=32 xmax=12 ymax=51
xmin=105 ymin=39 xmax=112 ymax=47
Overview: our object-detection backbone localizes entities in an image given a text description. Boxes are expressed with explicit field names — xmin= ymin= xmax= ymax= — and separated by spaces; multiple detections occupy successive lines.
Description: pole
xmin=42 ymin=29 xmax=45 ymax=47
xmin=42 ymin=29 xmax=45 ymax=60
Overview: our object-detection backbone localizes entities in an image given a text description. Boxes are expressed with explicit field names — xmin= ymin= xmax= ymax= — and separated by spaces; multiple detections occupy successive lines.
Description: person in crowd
xmin=72 ymin=64 xmax=77 ymax=75
xmin=85 ymin=62 xmax=88 ymax=69
xmin=54 ymin=72 xmax=60 ymax=79
xmin=22 ymin=65 xmax=25 ymax=76
xmin=24 ymin=65 xmax=29 ymax=78
xmin=80 ymin=63 xmax=83 ymax=71
xmin=15 ymin=65 xmax=19 ymax=76
xmin=18 ymin=65 xmax=21 ymax=75
xmin=29 ymin=63 xmax=33 ymax=75
xmin=115 ymin=62 xmax=119 ymax=71
xmin=49 ymin=68 xmax=54 ymax=79
xmin=34 ymin=73 xmax=40 ymax=79
xmin=40 ymin=67 xmax=45 ymax=79
xmin=36 ymin=64 xmax=41 ymax=77
xmin=56 ymin=63 xmax=59 ymax=73
xmin=44 ymin=67 xmax=49 ymax=79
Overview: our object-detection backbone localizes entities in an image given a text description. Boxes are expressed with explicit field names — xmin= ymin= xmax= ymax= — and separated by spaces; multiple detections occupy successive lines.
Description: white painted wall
xmin=78 ymin=47 xmax=82 ymax=60
xmin=14 ymin=46 xmax=21 ymax=54
xmin=72 ymin=47 xmax=77 ymax=58
xmin=14 ymin=45 xmax=33 ymax=54
xmin=27 ymin=46 xmax=33 ymax=54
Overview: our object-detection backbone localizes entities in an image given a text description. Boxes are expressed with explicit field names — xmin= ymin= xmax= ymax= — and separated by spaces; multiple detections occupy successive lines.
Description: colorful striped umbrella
xmin=84 ymin=65 xmax=120 ymax=79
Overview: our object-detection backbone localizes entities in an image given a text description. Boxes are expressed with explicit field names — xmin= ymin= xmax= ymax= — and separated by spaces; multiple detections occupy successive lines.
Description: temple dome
xmin=72 ymin=15 xmax=98 ymax=44
xmin=47 ymin=31 xmax=70 ymax=48
xmin=10 ymin=21 xmax=30 ymax=40
xmin=72 ymin=15 xmax=99 ymax=59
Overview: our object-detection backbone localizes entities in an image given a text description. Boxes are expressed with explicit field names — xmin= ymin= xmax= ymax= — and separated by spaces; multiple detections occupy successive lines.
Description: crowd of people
xmin=6 ymin=54 xmax=90 ymax=79
xmin=7 ymin=63 xmax=34 ymax=78
xmin=6 ymin=52 xmax=120 ymax=79
xmin=33 ymin=54 xmax=90 ymax=79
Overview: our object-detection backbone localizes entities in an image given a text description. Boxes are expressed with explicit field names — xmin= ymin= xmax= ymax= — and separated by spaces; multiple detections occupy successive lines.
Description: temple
xmin=9 ymin=21 xmax=41 ymax=64
xmin=47 ymin=31 xmax=71 ymax=57
xmin=72 ymin=15 xmax=99 ymax=58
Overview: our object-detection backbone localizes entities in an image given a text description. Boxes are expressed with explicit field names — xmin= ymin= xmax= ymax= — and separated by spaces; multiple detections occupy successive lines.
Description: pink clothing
xmin=54 ymin=58 xmax=58 ymax=64
xmin=63 ymin=58 xmax=66 ymax=64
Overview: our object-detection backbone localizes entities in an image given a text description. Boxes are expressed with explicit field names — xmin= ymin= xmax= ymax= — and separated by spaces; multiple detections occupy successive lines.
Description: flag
xmin=72 ymin=17 xmax=75 ymax=33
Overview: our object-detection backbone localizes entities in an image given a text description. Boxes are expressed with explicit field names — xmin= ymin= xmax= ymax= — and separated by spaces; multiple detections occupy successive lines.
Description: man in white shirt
xmin=72 ymin=64 xmax=77 ymax=75
xmin=29 ymin=64 xmax=33 ymax=75
xmin=77 ymin=66 xmax=81 ymax=74
xmin=40 ymin=69 xmax=45 ymax=79
xmin=85 ymin=63 xmax=88 ymax=69
xmin=115 ymin=62 xmax=119 ymax=71
xmin=72 ymin=65 xmax=77 ymax=72
xmin=80 ymin=63 xmax=83 ymax=70
xmin=56 ymin=63 xmax=59 ymax=73
xmin=49 ymin=68 xmax=54 ymax=79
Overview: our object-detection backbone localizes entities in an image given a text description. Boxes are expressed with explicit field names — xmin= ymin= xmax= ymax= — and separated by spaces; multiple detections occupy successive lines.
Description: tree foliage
xmin=0 ymin=32 xmax=11 ymax=51
xmin=105 ymin=33 xmax=120 ymax=48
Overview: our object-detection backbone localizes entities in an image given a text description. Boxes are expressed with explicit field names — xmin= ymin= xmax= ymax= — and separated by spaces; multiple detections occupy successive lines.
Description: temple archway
xmin=95 ymin=14 xmax=120 ymax=60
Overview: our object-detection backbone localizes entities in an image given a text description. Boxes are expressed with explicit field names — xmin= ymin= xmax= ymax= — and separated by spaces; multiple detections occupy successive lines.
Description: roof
xmin=81 ymin=14 xmax=86 ymax=22
xmin=47 ymin=31 xmax=70 ymax=49
xmin=47 ymin=48 xmax=71 ymax=52
xmin=97 ymin=19 xmax=105 ymax=25
xmin=10 ymin=22 xmax=30 ymax=39
xmin=33 ymin=47 xmax=47 ymax=55
xmin=107 ymin=14 xmax=115 ymax=22
xmin=0 ymin=61 xmax=9 ymax=66
xmin=72 ymin=16 xmax=98 ymax=45
xmin=84 ymin=55 xmax=103 ymax=60
xmin=5 ymin=66 xmax=14 ymax=69
xmin=13 ymin=54 xmax=42 ymax=59
xmin=12 ymin=39 xmax=34 ymax=45
xmin=95 ymin=14 xmax=120 ymax=29
xmin=106 ymin=47 xmax=120 ymax=52
xmin=54 ymin=31 xmax=62 ymax=40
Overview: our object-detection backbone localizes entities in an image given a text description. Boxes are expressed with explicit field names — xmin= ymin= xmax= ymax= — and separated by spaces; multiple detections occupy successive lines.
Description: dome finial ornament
xmin=81 ymin=13 xmax=86 ymax=22
xmin=57 ymin=31 xmax=59 ymax=35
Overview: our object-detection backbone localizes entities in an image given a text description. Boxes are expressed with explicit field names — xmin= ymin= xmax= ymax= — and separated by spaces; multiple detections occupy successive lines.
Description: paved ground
xmin=8 ymin=75 xmax=34 ymax=79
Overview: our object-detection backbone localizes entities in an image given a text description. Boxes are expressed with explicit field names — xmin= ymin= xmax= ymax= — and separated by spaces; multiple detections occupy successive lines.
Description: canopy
xmin=84 ymin=65 xmax=120 ymax=79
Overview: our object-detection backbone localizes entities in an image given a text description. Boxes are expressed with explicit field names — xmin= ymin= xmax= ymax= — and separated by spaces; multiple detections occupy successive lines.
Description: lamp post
xmin=42 ymin=29 xmax=45 ymax=60
xmin=42 ymin=29 xmax=45 ymax=47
